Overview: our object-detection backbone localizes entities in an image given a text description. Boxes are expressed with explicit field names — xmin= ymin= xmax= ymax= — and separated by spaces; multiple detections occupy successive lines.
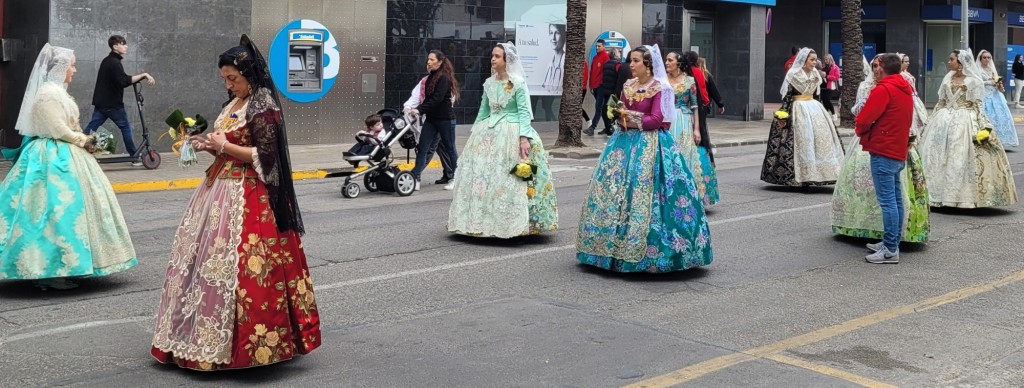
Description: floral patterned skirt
xmin=447 ymin=119 xmax=558 ymax=238
xmin=697 ymin=146 xmax=720 ymax=206
xmin=0 ymin=138 xmax=137 ymax=280
xmin=761 ymin=100 xmax=844 ymax=186
xmin=831 ymin=141 xmax=930 ymax=243
xmin=982 ymin=86 xmax=1019 ymax=147
xmin=669 ymin=109 xmax=706 ymax=204
xmin=576 ymin=129 xmax=713 ymax=273
xmin=151 ymin=176 xmax=320 ymax=371
xmin=919 ymin=107 xmax=1018 ymax=208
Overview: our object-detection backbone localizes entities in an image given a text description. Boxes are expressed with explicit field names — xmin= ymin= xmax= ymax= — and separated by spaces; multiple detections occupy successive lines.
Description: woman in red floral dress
xmin=151 ymin=35 xmax=320 ymax=371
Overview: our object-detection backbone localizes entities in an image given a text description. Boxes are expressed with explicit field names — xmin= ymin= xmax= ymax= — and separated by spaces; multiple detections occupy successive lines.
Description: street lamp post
xmin=961 ymin=0 xmax=969 ymax=49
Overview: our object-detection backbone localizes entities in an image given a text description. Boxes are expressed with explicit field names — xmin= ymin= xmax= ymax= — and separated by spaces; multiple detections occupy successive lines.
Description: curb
xmin=110 ymin=160 xmax=443 ymax=194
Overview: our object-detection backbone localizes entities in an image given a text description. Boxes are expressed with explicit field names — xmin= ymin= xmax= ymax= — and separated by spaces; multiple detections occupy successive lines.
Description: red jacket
xmin=588 ymin=51 xmax=609 ymax=90
xmin=785 ymin=55 xmax=796 ymax=72
xmin=691 ymin=66 xmax=710 ymax=106
xmin=855 ymin=74 xmax=914 ymax=161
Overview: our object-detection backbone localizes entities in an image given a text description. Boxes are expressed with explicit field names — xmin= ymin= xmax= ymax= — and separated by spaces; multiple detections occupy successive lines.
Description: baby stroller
xmin=340 ymin=109 xmax=419 ymax=198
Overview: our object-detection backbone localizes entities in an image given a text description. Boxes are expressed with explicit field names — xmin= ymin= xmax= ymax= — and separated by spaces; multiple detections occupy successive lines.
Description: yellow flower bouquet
xmin=510 ymin=160 xmax=539 ymax=199
xmin=774 ymin=110 xmax=789 ymax=120
xmin=975 ymin=128 xmax=992 ymax=144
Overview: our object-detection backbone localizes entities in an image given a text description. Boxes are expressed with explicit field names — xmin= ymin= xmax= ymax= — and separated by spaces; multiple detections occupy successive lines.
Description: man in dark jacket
xmin=594 ymin=50 xmax=622 ymax=135
xmin=612 ymin=49 xmax=632 ymax=101
xmin=84 ymin=35 xmax=155 ymax=163
xmin=854 ymin=53 xmax=913 ymax=264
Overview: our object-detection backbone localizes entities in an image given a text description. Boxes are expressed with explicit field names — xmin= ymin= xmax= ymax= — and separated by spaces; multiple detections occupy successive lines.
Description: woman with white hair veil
xmin=919 ymin=49 xmax=1017 ymax=208
xmin=976 ymin=49 xmax=1019 ymax=147
xmin=577 ymin=44 xmax=713 ymax=273
xmin=832 ymin=54 xmax=930 ymax=244
xmin=761 ymin=47 xmax=846 ymax=187
xmin=447 ymin=42 xmax=558 ymax=238
xmin=0 ymin=44 xmax=137 ymax=290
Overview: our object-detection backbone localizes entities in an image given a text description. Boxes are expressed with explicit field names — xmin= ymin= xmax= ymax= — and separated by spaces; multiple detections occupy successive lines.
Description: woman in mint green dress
xmin=447 ymin=43 xmax=558 ymax=238
xmin=0 ymin=44 xmax=137 ymax=290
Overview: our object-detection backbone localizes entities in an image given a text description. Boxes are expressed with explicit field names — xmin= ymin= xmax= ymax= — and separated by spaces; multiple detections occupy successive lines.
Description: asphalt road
xmin=1 ymin=139 xmax=1023 ymax=388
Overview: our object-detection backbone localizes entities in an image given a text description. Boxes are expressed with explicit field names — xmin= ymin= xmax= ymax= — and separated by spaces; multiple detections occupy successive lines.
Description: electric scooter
xmin=94 ymin=82 xmax=161 ymax=169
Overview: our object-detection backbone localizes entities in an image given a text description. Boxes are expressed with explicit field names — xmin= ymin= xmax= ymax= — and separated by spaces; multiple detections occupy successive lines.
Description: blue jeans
xmin=870 ymin=154 xmax=906 ymax=251
xmin=589 ymin=89 xmax=610 ymax=130
xmin=413 ymin=118 xmax=457 ymax=180
xmin=420 ymin=119 xmax=457 ymax=180
xmin=84 ymin=107 xmax=137 ymax=156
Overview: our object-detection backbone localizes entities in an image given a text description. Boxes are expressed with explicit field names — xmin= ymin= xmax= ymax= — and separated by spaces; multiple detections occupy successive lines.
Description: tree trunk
xmin=839 ymin=0 xmax=864 ymax=128
xmin=555 ymin=0 xmax=587 ymax=147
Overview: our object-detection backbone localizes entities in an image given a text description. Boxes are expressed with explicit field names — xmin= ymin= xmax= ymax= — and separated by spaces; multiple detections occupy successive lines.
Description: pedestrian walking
xmin=409 ymin=50 xmax=460 ymax=190
xmin=584 ymin=40 xmax=610 ymax=136
xmin=1013 ymin=54 xmax=1024 ymax=108
xmin=404 ymin=73 xmax=456 ymax=187
xmin=83 ymin=35 xmax=156 ymax=165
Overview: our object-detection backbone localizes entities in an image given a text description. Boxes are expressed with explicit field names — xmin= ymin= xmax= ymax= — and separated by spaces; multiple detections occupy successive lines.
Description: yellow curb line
xmin=624 ymin=266 xmax=1024 ymax=387
xmin=765 ymin=354 xmax=899 ymax=388
xmin=111 ymin=160 xmax=443 ymax=193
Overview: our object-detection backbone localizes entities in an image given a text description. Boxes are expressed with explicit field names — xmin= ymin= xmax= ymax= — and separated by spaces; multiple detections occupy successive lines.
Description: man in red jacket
xmin=854 ymin=53 xmax=914 ymax=264
xmin=584 ymin=40 xmax=610 ymax=135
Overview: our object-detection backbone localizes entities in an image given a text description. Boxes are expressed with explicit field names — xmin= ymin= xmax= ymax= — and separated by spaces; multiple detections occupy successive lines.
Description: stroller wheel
xmin=364 ymin=171 xmax=379 ymax=192
xmin=341 ymin=181 xmax=361 ymax=198
xmin=394 ymin=171 xmax=415 ymax=196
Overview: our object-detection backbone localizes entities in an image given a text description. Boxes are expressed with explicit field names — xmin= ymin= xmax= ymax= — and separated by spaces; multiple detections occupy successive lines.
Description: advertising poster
xmin=515 ymin=22 xmax=566 ymax=96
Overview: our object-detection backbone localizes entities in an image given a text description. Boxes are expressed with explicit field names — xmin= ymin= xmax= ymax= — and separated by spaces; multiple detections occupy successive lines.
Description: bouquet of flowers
xmin=606 ymin=94 xmax=625 ymax=121
xmin=510 ymin=160 xmax=539 ymax=198
xmin=774 ymin=110 xmax=790 ymax=129
xmin=975 ymin=127 xmax=993 ymax=144
xmin=162 ymin=110 xmax=208 ymax=167
xmin=995 ymin=76 xmax=1006 ymax=92
xmin=91 ymin=127 xmax=117 ymax=154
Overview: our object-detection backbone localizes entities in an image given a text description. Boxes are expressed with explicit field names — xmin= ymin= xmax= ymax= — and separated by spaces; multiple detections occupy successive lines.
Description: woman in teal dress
xmin=664 ymin=51 xmax=706 ymax=204
xmin=0 ymin=44 xmax=137 ymax=290
xmin=447 ymin=43 xmax=558 ymax=238
xmin=576 ymin=45 xmax=713 ymax=273
xmin=831 ymin=54 xmax=929 ymax=243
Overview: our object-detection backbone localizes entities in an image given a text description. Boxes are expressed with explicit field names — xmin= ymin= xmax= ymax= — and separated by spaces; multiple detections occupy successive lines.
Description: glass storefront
xmin=923 ymin=25 xmax=961 ymax=104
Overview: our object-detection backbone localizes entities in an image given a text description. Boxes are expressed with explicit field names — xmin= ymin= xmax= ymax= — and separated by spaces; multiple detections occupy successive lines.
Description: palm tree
xmin=555 ymin=0 xmax=587 ymax=147
xmin=838 ymin=0 xmax=864 ymax=127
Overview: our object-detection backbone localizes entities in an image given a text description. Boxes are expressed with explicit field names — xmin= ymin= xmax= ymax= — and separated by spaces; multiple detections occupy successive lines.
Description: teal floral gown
xmin=0 ymin=82 xmax=137 ymax=280
xmin=668 ymin=76 xmax=711 ymax=206
xmin=447 ymin=76 xmax=558 ymax=238
xmin=577 ymin=78 xmax=713 ymax=273
xmin=832 ymin=79 xmax=930 ymax=242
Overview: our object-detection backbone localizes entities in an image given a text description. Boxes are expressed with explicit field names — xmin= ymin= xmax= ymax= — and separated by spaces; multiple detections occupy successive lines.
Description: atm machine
xmin=287 ymin=29 xmax=324 ymax=93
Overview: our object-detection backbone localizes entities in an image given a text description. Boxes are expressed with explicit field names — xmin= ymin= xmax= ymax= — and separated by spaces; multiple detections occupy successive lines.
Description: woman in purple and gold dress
xmin=576 ymin=45 xmax=713 ymax=273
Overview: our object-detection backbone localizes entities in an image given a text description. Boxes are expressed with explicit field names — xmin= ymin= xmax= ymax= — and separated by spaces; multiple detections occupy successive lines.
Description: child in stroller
xmin=339 ymin=109 xmax=419 ymax=198
xmin=343 ymin=114 xmax=389 ymax=166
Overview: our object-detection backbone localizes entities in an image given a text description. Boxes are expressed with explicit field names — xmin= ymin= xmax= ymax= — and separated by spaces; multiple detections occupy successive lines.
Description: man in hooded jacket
xmin=854 ymin=53 xmax=914 ymax=264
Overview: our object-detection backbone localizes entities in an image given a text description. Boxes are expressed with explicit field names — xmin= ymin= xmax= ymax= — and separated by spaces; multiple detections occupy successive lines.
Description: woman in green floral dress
xmin=447 ymin=43 xmax=558 ymax=238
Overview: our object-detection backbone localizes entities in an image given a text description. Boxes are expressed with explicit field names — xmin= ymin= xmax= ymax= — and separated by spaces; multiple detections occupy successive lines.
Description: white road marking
xmin=0 ymin=316 xmax=150 ymax=346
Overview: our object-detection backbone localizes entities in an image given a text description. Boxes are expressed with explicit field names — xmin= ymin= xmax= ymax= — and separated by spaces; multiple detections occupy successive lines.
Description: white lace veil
xmin=780 ymin=47 xmax=813 ymax=98
xmin=976 ymin=49 xmax=1000 ymax=81
xmin=941 ymin=48 xmax=986 ymax=102
xmin=494 ymin=42 xmax=533 ymax=120
xmin=16 ymin=43 xmax=75 ymax=137
xmin=646 ymin=44 xmax=674 ymax=124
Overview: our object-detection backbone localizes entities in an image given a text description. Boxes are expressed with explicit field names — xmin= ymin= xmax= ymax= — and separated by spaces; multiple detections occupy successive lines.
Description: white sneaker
xmin=444 ymin=182 xmax=454 ymax=190
xmin=865 ymin=246 xmax=899 ymax=264
xmin=414 ymin=180 xmax=421 ymax=191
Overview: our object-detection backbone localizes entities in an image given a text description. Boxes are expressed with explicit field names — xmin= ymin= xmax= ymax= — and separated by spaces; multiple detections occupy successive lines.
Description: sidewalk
xmin=0 ymin=116 xmax=851 ymax=193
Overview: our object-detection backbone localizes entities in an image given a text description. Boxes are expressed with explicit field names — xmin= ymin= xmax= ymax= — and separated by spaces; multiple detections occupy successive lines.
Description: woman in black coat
xmin=410 ymin=50 xmax=461 ymax=190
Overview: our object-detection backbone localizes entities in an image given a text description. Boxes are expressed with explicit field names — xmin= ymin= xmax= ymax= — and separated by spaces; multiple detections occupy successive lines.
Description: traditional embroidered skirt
xmin=576 ymin=129 xmax=713 ymax=273
xmin=152 ymin=166 xmax=321 ymax=370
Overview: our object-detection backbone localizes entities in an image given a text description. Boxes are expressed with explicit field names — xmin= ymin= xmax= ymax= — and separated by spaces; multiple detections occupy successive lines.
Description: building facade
xmin=1 ymin=0 xmax=772 ymax=150
xmin=766 ymin=0 xmax=1023 ymax=105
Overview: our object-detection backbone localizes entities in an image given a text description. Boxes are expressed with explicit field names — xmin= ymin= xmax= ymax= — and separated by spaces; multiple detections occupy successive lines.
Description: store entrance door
xmin=690 ymin=15 xmax=715 ymax=71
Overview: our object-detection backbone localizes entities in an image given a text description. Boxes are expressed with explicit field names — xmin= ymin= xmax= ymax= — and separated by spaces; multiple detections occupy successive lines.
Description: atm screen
xmin=289 ymin=55 xmax=304 ymax=71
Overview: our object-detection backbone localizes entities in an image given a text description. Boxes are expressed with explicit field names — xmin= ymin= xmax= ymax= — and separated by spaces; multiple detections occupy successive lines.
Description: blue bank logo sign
xmin=270 ymin=20 xmax=340 ymax=103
